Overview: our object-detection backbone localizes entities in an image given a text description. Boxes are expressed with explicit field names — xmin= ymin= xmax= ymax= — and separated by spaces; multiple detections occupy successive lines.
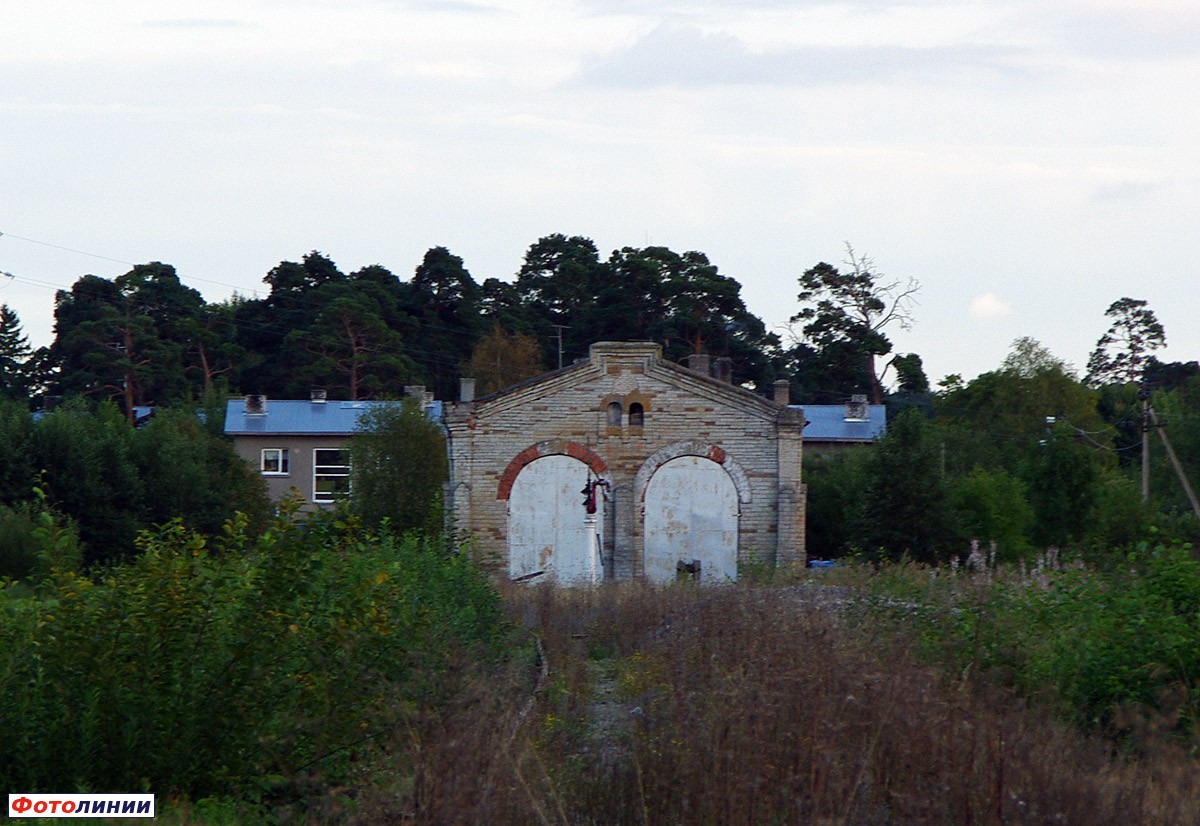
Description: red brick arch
xmin=633 ymin=440 xmax=752 ymax=505
xmin=496 ymin=440 xmax=608 ymax=500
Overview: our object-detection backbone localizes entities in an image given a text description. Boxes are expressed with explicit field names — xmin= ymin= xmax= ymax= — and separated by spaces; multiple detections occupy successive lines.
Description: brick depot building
xmin=445 ymin=341 xmax=807 ymax=584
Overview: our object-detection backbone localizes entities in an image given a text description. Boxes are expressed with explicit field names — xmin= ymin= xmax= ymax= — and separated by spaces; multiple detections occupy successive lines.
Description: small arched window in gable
xmin=607 ymin=401 xmax=623 ymax=426
xmin=628 ymin=402 xmax=645 ymax=428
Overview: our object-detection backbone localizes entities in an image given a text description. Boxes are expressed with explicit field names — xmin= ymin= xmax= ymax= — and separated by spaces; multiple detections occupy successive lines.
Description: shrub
xmin=30 ymin=400 xmax=143 ymax=564
xmin=0 ymin=397 xmax=36 ymax=504
xmin=130 ymin=407 xmax=271 ymax=536
xmin=949 ymin=466 xmax=1034 ymax=562
xmin=802 ymin=448 xmax=871 ymax=559
xmin=0 ymin=511 xmax=502 ymax=800
xmin=861 ymin=407 xmax=961 ymax=562
xmin=0 ymin=494 xmax=82 ymax=581
xmin=868 ymin=544 xmax=1200 ymax=738
xmin=410 ymin=583 xmax=1200 ymax=824
xmin=350 ymin=399 xmax=447 ymax=534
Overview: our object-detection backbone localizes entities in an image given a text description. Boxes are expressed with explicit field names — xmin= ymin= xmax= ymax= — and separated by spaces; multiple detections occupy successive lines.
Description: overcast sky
xmin=2 ymin=0 xmax=1197 ymax=387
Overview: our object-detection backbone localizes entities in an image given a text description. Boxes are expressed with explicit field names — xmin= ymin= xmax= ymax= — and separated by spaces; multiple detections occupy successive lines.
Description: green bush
xmin=0 ymin=503 xmax=41 ymax=579
xmin=802 ymin=448 xmax=871 ymax=559
xmin=861 ymin=408 xmax=961 ymax=563
xmin=130 ymin=408 xmax=272 ymax=537
xmin=0 ymin=510 xmax=503 ymax=799
xmin=350 ymin=399 xmax=448 ymax=535
xmin=0 ymin=397 xmax=36 ymax=503
xmin=0 ymin=495 xmax=82 ymax=581
xmin=30 ymin=400 xmax=143 ymax=564
xmin=948 ymin=466 xmax=1034 ymax=562
xmin=869 ymin=544 xmax=1200 ymax=738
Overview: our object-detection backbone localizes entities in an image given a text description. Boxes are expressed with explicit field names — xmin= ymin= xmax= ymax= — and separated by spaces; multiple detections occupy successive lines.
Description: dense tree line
xmin=807 ymin=333 xmax=1200 ymax=564
xmin=0 ymin=236 xmax=804 ymax=410
xmin=0 ymin=236 xmax=1197 ymax=566
xmin=0 ymin=236 xmax=934 ymax=411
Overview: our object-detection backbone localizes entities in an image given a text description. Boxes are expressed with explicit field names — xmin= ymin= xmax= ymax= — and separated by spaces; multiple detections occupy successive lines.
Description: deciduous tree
xmin=1020 ymin=423 xmax=1099 ymax=549
xmin=463 ymin=325 xmax=545 ymax=396
xmin=934 ymin=339 xmax=1105 ymax=476
xmin=131 ymin=408 xmax=271 ymax=536
xmin=948 ymin=467 xmax=1033 ymax=562
xmin=350 ymin=398 xmax=448 ymax=533
xmin=860 ymin=407 xmax=959 ymax=562
xmin=31 ymin=400 xmax=143 ymax=563
xmin=0 ymin=398 xmax=36 ymax=504
xmin=1002 ymin=336 xmax=1073 ymax=378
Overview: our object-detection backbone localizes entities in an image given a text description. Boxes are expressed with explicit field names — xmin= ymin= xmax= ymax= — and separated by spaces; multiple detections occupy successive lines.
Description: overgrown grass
xmin=6 ymin=535 xmax=1199 ymax=824
xmin=347 ymin=579 xmax=1200 ymax=824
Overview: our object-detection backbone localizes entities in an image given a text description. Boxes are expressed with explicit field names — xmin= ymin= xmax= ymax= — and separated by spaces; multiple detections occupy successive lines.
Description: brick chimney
xmin=714 ymin=357 xmax=733 ymax=384
xmin=685 ymin=353 xmax=711 ymax=376
xmin=460 ymin=377 xmax=476 ymax=403
xmin=773 ymin=380 xmax=790 ymax=406
xmin=845 ymin=394 xmax=869 ymax=421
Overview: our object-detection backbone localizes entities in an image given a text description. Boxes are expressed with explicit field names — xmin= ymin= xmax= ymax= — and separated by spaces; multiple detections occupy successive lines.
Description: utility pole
xmin=552 ymin=324 xmax=568 ymax=370
xmin=1149 ymin=408 xmax=1200 ymax=520
xmin=1139 ymin=386 xmax=1150 ymax=502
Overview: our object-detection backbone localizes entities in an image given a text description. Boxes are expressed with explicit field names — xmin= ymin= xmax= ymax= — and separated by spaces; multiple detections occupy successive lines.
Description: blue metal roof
xmin=223 ymin=398 xmax=443 ymax=435
xmin=793 ymin=404 xmax=887 ymax=442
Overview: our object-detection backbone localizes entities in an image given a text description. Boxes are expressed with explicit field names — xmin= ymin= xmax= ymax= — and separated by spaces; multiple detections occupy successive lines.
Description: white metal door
xmin=508 ymin=455 xmax=603 ymax=584
xmin=644 ymin=455 xmax=738 ymax=583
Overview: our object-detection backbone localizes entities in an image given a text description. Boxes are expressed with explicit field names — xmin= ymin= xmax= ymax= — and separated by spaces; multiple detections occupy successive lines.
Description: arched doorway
xmin=643 ymin=455 xmax=738 ymax=583
xmin=508 ymin=455 xmax=603 ymax=584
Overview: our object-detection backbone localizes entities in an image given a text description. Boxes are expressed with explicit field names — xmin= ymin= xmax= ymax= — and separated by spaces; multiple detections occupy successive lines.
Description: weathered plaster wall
xmin=232 ymin=434 xmax=351 ymax=507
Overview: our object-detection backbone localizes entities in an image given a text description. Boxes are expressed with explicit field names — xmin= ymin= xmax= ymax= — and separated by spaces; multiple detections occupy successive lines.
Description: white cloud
xmin=143 ymin=18 xmax=253 ymax=29
xmin=970 ymin=293 xmax=1011 ymax=319
xmin=571 ymin=23 xmax=1029 ymax=89
xmin=1 ymin=0 xmax=1199 ymax=385
xmin=1089 ymin=179 xmax=1161 ymax=204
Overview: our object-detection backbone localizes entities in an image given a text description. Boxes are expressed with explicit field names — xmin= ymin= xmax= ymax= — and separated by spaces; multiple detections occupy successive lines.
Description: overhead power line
xmin=0 ymin=229 xmax=508 ymax=379
xmin=0 ymin=230 xmax=135 ymax=267
xmin=0 ymin=228 xmax=488 ymax=342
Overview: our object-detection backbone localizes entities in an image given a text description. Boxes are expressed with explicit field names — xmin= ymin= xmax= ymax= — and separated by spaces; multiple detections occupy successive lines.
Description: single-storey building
xmin=444 ymin=341 xmax=807 ymax=584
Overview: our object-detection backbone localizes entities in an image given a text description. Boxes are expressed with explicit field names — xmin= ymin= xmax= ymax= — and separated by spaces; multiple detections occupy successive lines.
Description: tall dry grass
xmin=350 ymin=581 xmax=1200 ymax=825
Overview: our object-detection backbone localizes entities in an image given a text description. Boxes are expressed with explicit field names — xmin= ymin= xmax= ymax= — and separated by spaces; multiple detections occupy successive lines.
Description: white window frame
xmin=313 ymin=448 xmax=351 ymax=504
xmin=261 ymin=448 xmax=290 ymax=476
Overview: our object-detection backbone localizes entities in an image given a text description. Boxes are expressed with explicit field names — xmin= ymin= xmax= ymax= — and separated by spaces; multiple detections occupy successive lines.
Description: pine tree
xmin=1085 ymin=297 xmax=1165 ymax=387
xmin=0 ymin=304 xmax=31 ymax=400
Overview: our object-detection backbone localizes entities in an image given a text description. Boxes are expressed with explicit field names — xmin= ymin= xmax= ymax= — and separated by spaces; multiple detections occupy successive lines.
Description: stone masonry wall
xmin=445 ymin=342 xmax=806 ymax=578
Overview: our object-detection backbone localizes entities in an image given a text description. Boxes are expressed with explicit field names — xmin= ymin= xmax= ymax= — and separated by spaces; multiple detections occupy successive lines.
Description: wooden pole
xmin=1141 ymin=394 xmax=1150 ymax=502
xmin=1150 ymin=408 xmax=1200 ymax=520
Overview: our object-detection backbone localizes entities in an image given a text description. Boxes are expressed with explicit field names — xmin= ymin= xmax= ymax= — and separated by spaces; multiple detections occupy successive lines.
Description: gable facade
xmin=445 ymin=341 xmax=807 ymax=583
